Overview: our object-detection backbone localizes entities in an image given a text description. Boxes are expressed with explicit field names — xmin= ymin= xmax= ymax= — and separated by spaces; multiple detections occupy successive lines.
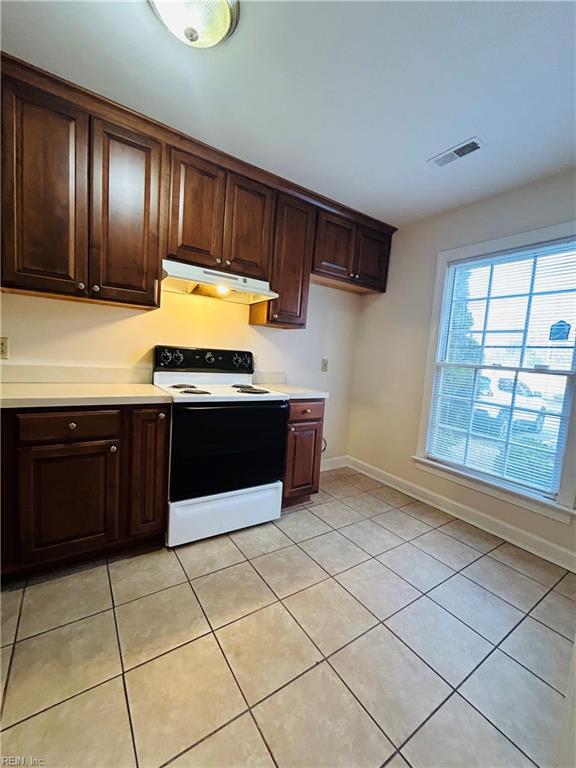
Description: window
xmin=424 ymin=233 xmax=576 ymax=508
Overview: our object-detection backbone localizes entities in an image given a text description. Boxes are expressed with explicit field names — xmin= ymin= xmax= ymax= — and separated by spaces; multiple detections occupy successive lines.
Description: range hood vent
xmin=161 ymin=260 xmax=278 ymax=305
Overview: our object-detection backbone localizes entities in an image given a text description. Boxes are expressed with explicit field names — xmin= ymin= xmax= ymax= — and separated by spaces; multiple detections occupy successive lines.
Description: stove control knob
xmin=205 ymin=351 xmax=215 ymax=364
xmin=173 ymin=350 xmax=184 ymax=365
xmin=242 ymin=354 xmax=251 ymax=368
xmin=160 ymin=349 xmax=173 ymax=366
xmin=232 ymin=353 xmax=242 ymax=367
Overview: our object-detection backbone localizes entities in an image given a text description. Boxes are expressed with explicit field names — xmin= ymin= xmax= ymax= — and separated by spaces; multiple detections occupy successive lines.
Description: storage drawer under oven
xmin=17 ymin=410 xmax=121 ymax=444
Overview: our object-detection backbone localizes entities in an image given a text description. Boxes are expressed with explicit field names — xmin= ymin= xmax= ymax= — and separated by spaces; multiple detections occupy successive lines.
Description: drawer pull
xmin=290 ymin=427 xmax=295 ymax=432
xmin=158 ymin=412 xmax=166 ymax=420
xmin=304 ymin=408 xmax=312 ymax=413
xmin=77 ymin=282 xmax=85 ymax=291
xmin=272 ymin=313 xmax=279 ymax=320
xmin=225 ymin=260 xmax=231 ymax=266
xmin=110 ymin=445 xmax=118 ymax=453
xmin=92 ymin=285 xmax=100 ymax=293
xmin=68 ymin=422 xmax=77 ymax=430
xmin=215 ymin=257 xmax=222 ymax=264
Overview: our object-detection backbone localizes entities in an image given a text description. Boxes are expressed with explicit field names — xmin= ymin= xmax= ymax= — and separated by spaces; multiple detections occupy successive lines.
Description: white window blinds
xmin=426 ymin=239 xmax=576 ymax=499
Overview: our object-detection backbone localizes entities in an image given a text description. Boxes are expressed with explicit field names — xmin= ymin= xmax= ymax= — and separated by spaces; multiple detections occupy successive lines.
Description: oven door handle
xmin=177 ymin=402 xmax=289 ymax=412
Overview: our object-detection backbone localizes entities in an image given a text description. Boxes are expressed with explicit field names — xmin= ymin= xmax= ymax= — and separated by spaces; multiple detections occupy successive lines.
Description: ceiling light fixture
xmin=149 ymin=0 xmax=239 ymax=49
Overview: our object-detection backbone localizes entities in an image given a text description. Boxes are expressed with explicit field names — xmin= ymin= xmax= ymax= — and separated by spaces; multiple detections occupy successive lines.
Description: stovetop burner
xmin=233 ymin=386 xmax=270 ymax=394
xmin=171 ymin=384 xmax=199 ymax=389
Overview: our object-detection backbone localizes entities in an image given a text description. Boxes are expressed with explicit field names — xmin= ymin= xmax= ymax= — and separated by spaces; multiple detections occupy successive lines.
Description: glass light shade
xmin=149 ymin=0 xmax=239 ymax=48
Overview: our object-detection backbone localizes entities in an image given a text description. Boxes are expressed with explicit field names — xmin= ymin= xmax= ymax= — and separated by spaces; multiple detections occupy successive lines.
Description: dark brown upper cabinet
xmin=1 ymin=78 xmax=89 ymax=297
xmin=168 ymin=149 xmax=226 ymax=268
xmin=354 ymin=225 xmax=392 ymax=290
xmin=90 ymin=119 xmax=161 ymax=307
xmin=313 ymin=210 xmax=356 ymax=281
xmin=223 ymin=173 xmax=275 ymax=279
xmin=312 ymin=210 xmax=393 ymax=293
xmin=250 ymin=194 xmax=316 ymax=329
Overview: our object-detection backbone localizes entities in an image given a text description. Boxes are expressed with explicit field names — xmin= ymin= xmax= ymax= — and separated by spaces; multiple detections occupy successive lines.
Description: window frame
xmin=415 ymin=221 xmax=576 ymax=524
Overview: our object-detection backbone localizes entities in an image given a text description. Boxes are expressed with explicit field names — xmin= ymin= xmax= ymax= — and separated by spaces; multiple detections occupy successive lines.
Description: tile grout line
xmin=0 ymin=578 xmax=26 ymax=720
xmin=174 ymin=548 xmax=281 ymax=768
xmin=105 ymin=560 xmax=140 ymax=768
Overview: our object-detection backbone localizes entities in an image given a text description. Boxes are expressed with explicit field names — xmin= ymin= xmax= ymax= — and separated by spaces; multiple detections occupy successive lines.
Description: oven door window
xmin=170 ymin=401 xmax=289 ymax=501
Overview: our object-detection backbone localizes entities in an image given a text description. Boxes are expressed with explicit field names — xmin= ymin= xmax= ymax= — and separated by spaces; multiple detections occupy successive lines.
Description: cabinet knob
xmin=110 ymin=445 xmax=118 ymax=453
xmin=304 ymin=408 xmax=312 ymax=413
xmin=77 ymin=282 xmax=85 ymax=291
xmin=349 ymin=272 xmax=354 ymax=278
xmin=355 ymin=274 xmax=360 ymax=280
xmin=225 ymin=260 xmax=231 ymax=266
xmin=290 ymin=427 xmax=295 ymax=432
xmin=272 ymin=313 xmax=279 ymax=320
xmin=215 ymin=258 xmax=222 ymax=264
xmin=158 ymin=412 xmax=166 ymax=420
xmin=68 ymin=422 xmax=77 ymax=430
xmin=92 ymin=285 xmax=100 ymax=293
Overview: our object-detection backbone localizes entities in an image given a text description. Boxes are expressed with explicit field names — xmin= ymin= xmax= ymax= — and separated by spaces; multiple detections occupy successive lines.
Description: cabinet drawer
xmin=288 ymin=400 xmax=324 ymax=422
xmin=17 ymin=410 xmax=121 ymax=444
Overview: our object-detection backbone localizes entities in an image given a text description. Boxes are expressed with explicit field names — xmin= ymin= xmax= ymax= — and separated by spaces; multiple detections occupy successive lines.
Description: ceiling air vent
xmin=429 ymin=138 xmax=483 ymax=168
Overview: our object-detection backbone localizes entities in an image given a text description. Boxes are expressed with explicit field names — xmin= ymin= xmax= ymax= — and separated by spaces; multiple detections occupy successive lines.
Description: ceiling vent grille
xmin=429 ymin=138 xmax=483 ymax=168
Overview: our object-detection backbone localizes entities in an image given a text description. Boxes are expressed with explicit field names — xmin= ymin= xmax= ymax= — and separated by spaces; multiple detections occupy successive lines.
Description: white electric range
xmin=153 ymin=345 xmax=290 ymax=546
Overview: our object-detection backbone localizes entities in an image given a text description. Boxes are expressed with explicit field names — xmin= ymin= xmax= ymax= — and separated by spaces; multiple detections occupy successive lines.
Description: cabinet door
xmin=2 ymin=78 xmax=89 ymax=297
xmin=90 ymin=118 xmax=161 ymax=306
xmin=268 ymin=194 xmax=316 ymax=327
xmin=168 ymin=149 xmax=226 ymax=268
xmin=313 ymin=210 xmax=355 ymax=281
xmin=129 ymin=407 xmax=169 ymax=537
xmin=354 ymin=226 xmax=392 ymax=291
xmin=284 ymin=420 xmax=323 ymax=498
xmin=18 ymin=439 xmax=120 ymax=564
xmin=223 ymin=173 xmax=275 ymax=279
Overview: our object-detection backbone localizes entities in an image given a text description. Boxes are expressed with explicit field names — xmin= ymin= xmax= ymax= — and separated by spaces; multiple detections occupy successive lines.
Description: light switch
xmin=321 ymin=358 xmax=328 ymax=372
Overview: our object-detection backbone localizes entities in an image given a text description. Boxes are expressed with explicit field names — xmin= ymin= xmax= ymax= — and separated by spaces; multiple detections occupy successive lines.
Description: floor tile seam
xmin=106 ymin=561 xmax=140 ymax=768
xmin=0 ymin=579 xmax=26 ymax=720
xmin=485 ymin=552 xmax=569 ymax=589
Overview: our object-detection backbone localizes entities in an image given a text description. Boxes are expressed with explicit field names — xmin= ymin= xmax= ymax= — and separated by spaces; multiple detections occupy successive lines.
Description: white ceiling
xmin=2 ymin=1 xmax=574 ymax=226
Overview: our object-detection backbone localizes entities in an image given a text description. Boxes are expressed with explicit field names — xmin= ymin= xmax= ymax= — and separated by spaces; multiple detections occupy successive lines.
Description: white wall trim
xmin=342 ymin=454 xmax=576 ymax=572
xmin=320 ymin=455 xmax=348 ymax=471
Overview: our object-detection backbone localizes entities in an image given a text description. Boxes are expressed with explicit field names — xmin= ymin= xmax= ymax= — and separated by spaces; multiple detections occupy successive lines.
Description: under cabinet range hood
xmin=161 ymin=260 xmax=278 ymax=305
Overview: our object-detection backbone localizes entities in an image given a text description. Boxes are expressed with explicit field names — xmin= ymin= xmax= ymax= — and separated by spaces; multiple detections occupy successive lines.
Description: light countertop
xmin=0 ymin=383 xmax=171 ymax=409
xmin=264 ymin=384 xmax=329 ymax=400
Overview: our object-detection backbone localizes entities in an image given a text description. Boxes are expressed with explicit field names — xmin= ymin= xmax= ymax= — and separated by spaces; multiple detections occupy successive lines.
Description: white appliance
xmin=161 ymin=259 xmax=279 ymax=305
xmin=154 ymin=345 xmax=289 ymax=547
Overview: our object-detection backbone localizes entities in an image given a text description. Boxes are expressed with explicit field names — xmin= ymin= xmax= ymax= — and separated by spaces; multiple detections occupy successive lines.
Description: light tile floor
xmin=1 ymin=467 xmax=574 ymax=768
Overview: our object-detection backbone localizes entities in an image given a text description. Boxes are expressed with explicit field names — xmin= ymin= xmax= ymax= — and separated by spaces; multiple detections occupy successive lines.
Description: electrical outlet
xmin=321 ymin=358 xmax=328 ymax=372
xmin=0 ymin=337 xmax=8 ymax=359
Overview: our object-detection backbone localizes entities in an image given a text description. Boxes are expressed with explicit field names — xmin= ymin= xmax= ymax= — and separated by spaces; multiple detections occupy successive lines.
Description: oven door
xmin=170 ymin=401 xmax=289 ymax=501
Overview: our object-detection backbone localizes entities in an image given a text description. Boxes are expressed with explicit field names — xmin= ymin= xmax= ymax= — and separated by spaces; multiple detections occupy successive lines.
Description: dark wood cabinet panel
xmin=313 ymin=210 xmax=355 ymax=280
xmin=129 ymin=407 xmax=169 ymax=537
xmin=18 ymin=439 xmax=120 ymax=564
xmin=223 ymin=173 xmax=275 ymax=279
xmin=284 ymin=420 xmax=323 ymax=498
xmin=168 ymin=149 xmax=226 ymax=268
xmin=1 ymin=78 xmax=89 ymax=297
xmin=90 ymin=118 xmax=161 ymax=306
xmin=250 ymin=194 xmax=315 ymax=328
xmin=17 ymin=409 xmax=120 ymax=444
xmin=355 ymin=226 xmax=392 ymax=290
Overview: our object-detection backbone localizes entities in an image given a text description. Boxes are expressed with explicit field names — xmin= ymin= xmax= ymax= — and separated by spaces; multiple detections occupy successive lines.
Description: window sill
xmin=412 ymin=455 xmax=575 ymax=525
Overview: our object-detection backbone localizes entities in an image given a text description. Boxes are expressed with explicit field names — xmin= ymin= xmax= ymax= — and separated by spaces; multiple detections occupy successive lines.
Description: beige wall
xmin=348 ymin=169 xmax=576 ymax=559
xmin=1 ymin=283 xmax=361 ymax=458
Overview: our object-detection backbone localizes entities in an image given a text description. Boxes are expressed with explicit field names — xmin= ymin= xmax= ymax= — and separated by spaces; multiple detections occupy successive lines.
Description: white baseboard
xmin=320 ymin=455 xmax=348 ymax=472
xmin=344 ymin=455 xmax=576 ymax=573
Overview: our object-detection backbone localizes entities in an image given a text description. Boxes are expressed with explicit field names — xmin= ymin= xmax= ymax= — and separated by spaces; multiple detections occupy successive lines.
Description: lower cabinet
xmin=283 ymin=400 xmax=324 ymax=505
xmin=129 ymin=407 xmax=169 ymax=536
xmin=18 ymin=439 xmax=120 ymax=565
xmin=1 ymin=404 xmax=170 ymax=576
